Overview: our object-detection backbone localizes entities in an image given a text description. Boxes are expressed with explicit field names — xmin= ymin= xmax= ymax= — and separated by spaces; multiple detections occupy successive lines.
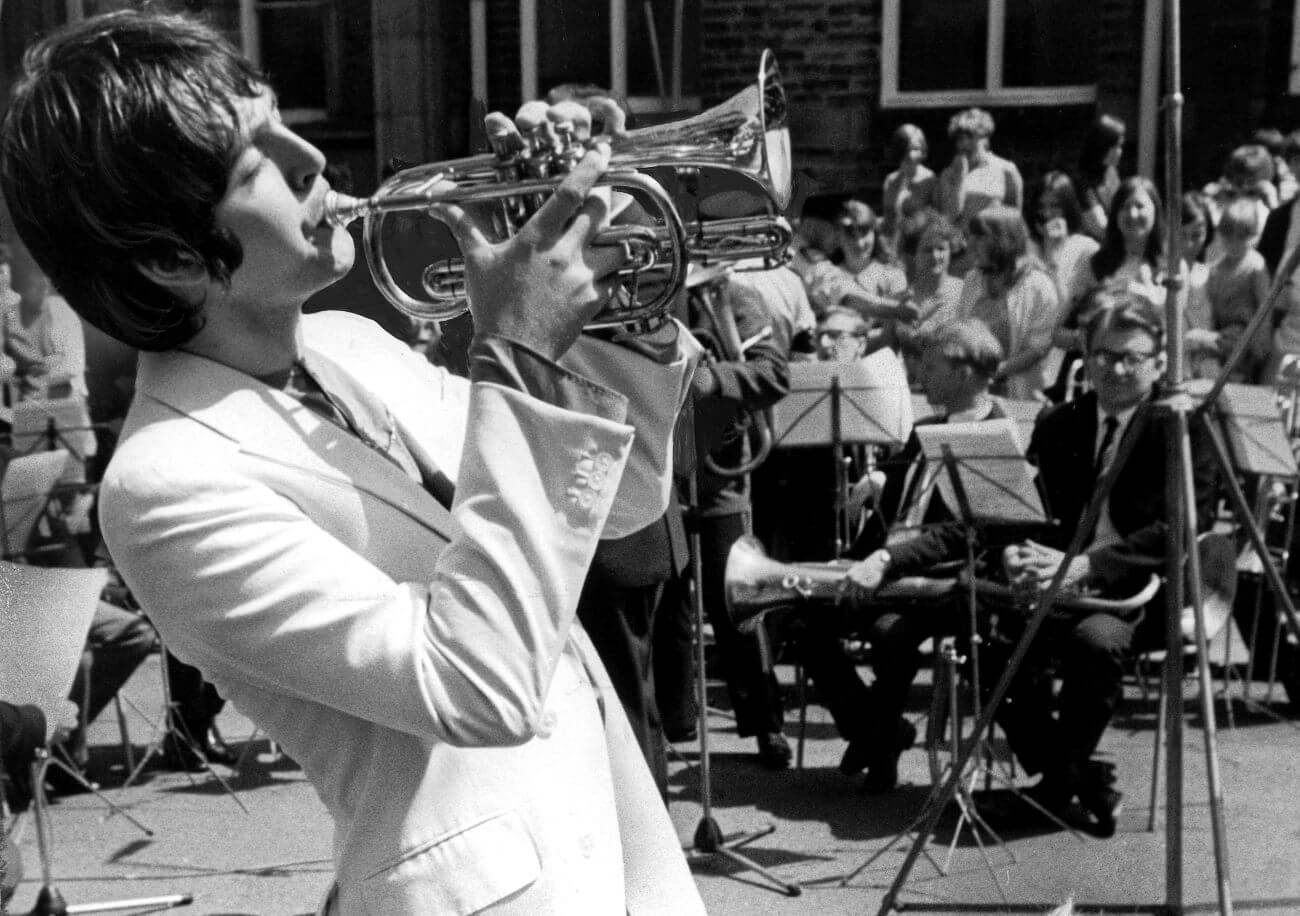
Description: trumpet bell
xmin=725 ymin=536 xmax=849 ymax=633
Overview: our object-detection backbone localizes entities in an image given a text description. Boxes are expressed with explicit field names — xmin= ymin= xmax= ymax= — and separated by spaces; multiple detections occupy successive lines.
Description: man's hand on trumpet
xmin=844 ymin=547 xmax=892 ymax=598
xmin=430 ymin=101 xmax=630 ymax=362
xmin=1003 ymin=540 xmax=1092 ymax=593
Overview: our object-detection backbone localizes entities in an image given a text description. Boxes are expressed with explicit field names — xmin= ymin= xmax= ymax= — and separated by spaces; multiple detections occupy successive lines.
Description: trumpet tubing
xmin=325 ymin=50 xmax=792 ymax=330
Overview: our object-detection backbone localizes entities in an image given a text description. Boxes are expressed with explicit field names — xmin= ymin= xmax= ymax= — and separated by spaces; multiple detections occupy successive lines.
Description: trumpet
xmin=325 ymin=50 xmax=793 ymax=331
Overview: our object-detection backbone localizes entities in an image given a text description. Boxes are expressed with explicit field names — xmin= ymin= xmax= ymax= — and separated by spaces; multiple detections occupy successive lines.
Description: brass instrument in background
xmin=690 ymin=270 xmax=774 ymax=478
xmin=724 ymin=536 xmax=957 ymax=634
xmin=325 ymin=51 xmax=793 ymax=331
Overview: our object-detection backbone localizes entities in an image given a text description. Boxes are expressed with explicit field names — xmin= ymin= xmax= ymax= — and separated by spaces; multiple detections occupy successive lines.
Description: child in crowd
xmin=1204 ymin=196 xmax=1273 ymax=382
xmin=1179 ymin=191 xmax=1220 ymax=378
xmin=807 ymin=200 xmax=916 ymax=332
xmin=1204 ymin=144 xmax=1276 ymax=262
xmin=881 ymin=124 xmax=935 ymax=242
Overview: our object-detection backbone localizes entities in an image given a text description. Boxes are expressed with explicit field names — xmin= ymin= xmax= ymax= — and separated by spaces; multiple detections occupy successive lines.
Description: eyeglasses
xmin=840 ymin=223 xmax=875 ymax=238
xmin=1091 ymin=348 xmax=1157 ymax=371
xmin=819 ymin=329 xmax=865 ymax=342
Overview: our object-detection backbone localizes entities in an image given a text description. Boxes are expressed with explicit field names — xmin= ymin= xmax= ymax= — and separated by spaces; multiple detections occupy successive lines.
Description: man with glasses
xmin=992 ymin=290 xmax=1218 ymax=837
xmin=815 ymin=307 xmax=870 ymax=363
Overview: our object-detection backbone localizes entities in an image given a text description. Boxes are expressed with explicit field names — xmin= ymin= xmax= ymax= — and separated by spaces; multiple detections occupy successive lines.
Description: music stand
xmin=0 ymin=559 xmax=190 ymax=914
xmin=840 ymin=420 xmax=1075 ymax=902
xmin=0 ymin=451 xmax=74 ymax=561
xmin=1194 ymin=382 xmax=1300 ymax=720
xmin=770 ymin=351 xmax=913 ymax=558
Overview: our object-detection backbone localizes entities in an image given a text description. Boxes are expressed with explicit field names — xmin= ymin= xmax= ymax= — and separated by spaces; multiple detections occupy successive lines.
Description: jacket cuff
xmin=468 ymin=334 xmax=626 ymax=425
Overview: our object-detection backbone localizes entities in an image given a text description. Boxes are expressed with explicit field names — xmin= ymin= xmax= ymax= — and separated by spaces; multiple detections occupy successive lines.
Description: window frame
xmin=880 ymin=0 xmax=1097 ymax=109
xmin=517 ymin=0 xmax=701 ymax=115
xmin=239 ymin=0 xmax=338 ymax=124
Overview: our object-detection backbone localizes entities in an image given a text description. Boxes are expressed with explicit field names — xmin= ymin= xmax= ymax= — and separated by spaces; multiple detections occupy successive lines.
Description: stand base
xmin=28 ymin=885 xmax=193 ymax=915
xmin=685 ymin=816 xmax=801 ymax=897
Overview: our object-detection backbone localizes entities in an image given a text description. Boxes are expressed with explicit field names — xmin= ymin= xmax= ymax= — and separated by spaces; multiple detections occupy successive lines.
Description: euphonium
xmin=724 ymin=536 xmax=850 ymax=634
xmin=324 ymin=50 xmax=793 ymax=331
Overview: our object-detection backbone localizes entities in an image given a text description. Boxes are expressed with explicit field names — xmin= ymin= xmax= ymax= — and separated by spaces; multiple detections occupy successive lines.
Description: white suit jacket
xmin=99 ymin=312 xmax=706 ymax=915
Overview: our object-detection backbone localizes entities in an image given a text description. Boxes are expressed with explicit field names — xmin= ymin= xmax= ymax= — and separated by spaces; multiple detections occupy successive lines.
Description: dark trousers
xmin=67 ymin=601 xmax=158 ymax=756
xmin=799 ymin=597 xmax=956 ymax=742
xmin=652 ymin=570 xmax=697 ymax=739
xmin=166 ymin=652 xmax=226 ymax=743
xmin=697 ymin=511 xmax=784 ymax=737
xmin=577 ymin=582 xmax=668 ymax=796
xmin=985 ymin=611 xmax=1135 ymax=780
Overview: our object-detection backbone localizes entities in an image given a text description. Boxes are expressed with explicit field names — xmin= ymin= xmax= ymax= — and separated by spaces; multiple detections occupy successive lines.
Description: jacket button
xmin=536 ymin=710 xmax=558 ymax=737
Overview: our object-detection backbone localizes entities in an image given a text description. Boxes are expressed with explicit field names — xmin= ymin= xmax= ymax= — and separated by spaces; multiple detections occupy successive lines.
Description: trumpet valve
xmin=422 ymin=259 xmax=467 ymax=301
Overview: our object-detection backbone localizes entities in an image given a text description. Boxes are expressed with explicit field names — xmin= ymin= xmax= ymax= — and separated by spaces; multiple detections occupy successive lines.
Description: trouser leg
xmin=577 ymin=581 xmax=668 ymax=797
xmin=70 ymin=601 xmax=157 ymax=727
xmin=698 ymin=511 xmax=783 ymax=737
xmin=652 ymin=570 xmax=697 ymax=738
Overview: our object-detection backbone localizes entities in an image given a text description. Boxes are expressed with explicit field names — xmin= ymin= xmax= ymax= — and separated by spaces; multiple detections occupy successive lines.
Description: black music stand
xmin=1192 ymin=381 xmax=1298 ymax=722
xmin=840 ymin=420 xmax=1076 ymax=902
xmin=770 ymin=354 xmax=912 ymax=558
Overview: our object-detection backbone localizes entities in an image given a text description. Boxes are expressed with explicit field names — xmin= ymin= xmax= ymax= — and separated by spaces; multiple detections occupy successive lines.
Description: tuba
xmin=689 ymin=268 xmax=773 ymax=478
xmin=325 ymin=51 xmax=793 ymax=331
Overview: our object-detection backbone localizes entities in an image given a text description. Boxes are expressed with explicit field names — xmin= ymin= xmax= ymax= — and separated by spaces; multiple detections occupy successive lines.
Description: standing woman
xmin=1078 ymin=114 xmax=1127 ymax=242
xmin=957 ymin=205 xmax=1060 ymax=400
xmin=881 ymin=124 xmax=936 ymax=242
xmin=936 ymin=108 xmax=1024 ymax=233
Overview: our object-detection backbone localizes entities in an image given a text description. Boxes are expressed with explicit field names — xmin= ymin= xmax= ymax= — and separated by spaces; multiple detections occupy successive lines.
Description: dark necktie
xmin=1093 ymin=414 xmax=1120 ymax=479
xmin=294 ymin=354 xmax=456 ymax=511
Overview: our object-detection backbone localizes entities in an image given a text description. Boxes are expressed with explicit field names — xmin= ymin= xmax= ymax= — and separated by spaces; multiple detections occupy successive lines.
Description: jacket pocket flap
xmin=359 ymin=810 xmax=540 ymax=914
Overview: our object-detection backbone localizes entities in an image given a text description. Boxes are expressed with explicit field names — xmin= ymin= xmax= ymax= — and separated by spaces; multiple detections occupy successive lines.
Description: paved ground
xmin=6 ymin=652 xmax=1300 ymax=915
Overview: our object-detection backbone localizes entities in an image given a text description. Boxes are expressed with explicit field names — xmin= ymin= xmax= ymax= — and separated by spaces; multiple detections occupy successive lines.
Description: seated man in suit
xmin=799 ymin=319 xmax=1010 ymax=791
xmin=988 ymin=291 xmax=1218 ymax=836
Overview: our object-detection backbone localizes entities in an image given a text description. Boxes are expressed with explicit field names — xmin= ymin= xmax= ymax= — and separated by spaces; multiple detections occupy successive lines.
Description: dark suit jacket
xmin=1026 ymin=391 xmax=1219 ymax=591
xmin=1258 ymin=197 xmax=1297 ymax=277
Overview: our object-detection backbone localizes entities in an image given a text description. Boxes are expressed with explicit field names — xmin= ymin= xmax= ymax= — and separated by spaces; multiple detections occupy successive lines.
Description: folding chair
xmin=0 ymin=559 xmax=190 ymax=913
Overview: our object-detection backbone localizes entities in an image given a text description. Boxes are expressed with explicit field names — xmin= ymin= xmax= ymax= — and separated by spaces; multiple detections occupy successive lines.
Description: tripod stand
xmin=118 ymin=636 xmax=248 ymax=816
xmin=679 ymin=474 xmax=801 ymax=897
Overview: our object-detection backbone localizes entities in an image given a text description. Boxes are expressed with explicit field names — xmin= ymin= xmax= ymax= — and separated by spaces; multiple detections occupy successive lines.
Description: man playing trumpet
xmin=1 ymin=10 xmax=705 ymax=913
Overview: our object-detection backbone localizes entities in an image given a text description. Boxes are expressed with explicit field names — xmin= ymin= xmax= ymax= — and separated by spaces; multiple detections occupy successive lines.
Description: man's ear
xmin=135 ymin=252 xmax=209 ymax=302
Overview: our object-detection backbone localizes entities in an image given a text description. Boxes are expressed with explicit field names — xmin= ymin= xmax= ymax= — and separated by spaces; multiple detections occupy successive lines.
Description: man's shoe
xmin=839 ymin=739 xmax=872 ymax=775
xmin=663 ymin=724 xmax=698 ymax=744
xmin=756 ymin=732 xmax=792 ymax=769
xmin=1077 ymin=764 xmax=1123 ymax=838
xmin=861 ymin=758 xmax=899 ymax=794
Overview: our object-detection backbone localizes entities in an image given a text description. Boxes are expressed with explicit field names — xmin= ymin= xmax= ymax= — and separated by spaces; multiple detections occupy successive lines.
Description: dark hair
xmin=926 ymin=319 xmax=1004 ymax=378
xmin=1081 ymin=288 xmax=1165 ymax=352
xmin=968 ymin=204 xmax=1029 ymax=280
xmin=1027 ymin=170 xmax=1085 ymax=241
xmin=1252 ymin=127 xmax=1285 ymax=158
xmin=888 ymin=124 xmax=927 ymax=166
xmin=1090 ymin=176 xmax=1165 ymax=281
xmin=1181 ymin=190 xmax=1214 ymax=262
xmin=836 ymin=199 xmax=889 ymax=262
xmin=1078 ymin=114 xmax=1126 ymax=187
xmin=0 ymin=10 xmax=264 ymax=351
xmin=898 ymin=209 xmax=959 ymax=260
xmin=1283 ymin=129 xmax=1300 ymax=161
xmin=1222 ymin=144 xmax=1275 ymax=188
xmin=948 ymin=108 xmax=994 ymax=140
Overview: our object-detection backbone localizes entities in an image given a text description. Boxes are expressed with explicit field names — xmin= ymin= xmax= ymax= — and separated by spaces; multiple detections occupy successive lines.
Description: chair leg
xmin=1148 ymin=671 xmax=1166 ymax=833
xmin=113 ymin=695 xmax=134 ymax=773
xmin=795 ymin=663 xmax=807 ymax=770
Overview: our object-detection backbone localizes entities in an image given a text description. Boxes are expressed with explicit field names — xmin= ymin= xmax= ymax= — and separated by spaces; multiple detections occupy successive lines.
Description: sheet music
xmin=1 ymin=449 xmax=73 ymax=554
xmin=913 ymin=419 xmax=1046 ymax=525
xmin=772 ymin=348 xmax=914 ymax=447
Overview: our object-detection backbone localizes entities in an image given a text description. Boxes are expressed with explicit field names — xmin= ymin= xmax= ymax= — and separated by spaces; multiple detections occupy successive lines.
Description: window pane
xmin=626 ymin=0 xmax=700 ymax=97
xmin=537 ymin=0 xmax=611 ymax=95
xmin=897 ymin=0 xmax=987 ymax=92
xmin=258 ymin=3 xmax=328 ymax=110
xmin=1003 ymin=0 xmax=1098 ymax=87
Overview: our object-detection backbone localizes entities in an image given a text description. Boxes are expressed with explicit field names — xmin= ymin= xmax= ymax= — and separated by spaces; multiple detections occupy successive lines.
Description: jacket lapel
xmin=134 ymin=350 xmax=458 ymax=542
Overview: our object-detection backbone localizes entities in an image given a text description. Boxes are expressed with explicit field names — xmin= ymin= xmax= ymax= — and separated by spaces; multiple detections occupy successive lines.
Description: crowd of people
xmin=1 ymin=9 xmax=1300 ymax=912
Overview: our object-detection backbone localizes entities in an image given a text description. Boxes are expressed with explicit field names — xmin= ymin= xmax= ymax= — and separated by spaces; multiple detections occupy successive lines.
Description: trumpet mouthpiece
xmin=323 ymin=190 xmax=367 ymax=228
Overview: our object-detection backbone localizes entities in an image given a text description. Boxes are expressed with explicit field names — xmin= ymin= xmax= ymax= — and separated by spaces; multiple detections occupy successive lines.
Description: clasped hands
xmin=1003 ymin=540 xmax=1092 ymax=594
xmin=431 ymin=97 xmax=634 ymax=362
